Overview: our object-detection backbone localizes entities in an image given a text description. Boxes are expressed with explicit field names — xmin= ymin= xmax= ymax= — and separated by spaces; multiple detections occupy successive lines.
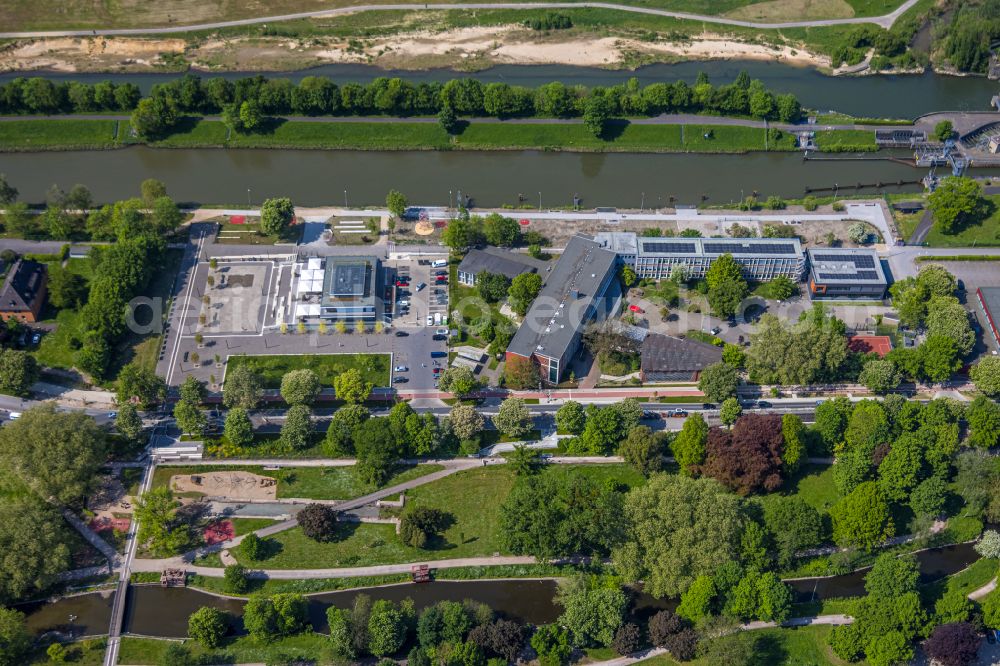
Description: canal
xmin=0 ymin=147 xmax=963 ymax=207
xmin=1 ymin=62 xmax=997 ymax=119
xmin=19 ymin=540 xmax=985 ymax=639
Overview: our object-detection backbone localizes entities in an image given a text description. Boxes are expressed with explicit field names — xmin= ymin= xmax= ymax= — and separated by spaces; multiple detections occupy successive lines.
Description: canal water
xmin=19 ymin=540 xmax=983 ymax=639
xmin=0 ymin=147 xmax=958 ymax=207
xmin=1 ymin=62 xmax=996 ymax=119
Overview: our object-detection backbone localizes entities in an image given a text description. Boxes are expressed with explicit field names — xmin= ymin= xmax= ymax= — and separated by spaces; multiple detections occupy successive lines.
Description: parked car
xmin=666 ymin=409 xmax=688 ymax=418
xmin=433 ymin=367 xmax=442 ymax=374
xmin=432 ymin=334 xmax=447 ymax=341
xmin=30 ymin=332 xmax=41 ymax=345
xmin=435 ymin=328 xmax=449 ymax=336
xmin=430 ymin=351 xmax=447 ymax=358
xmin=757 ymin=401 xmax=772 ymax=408
xmin=426 ymin=316 xmax=433 ymax=326
xmin=398 ymin=299 xmax=410 ymax=307
xmin=394 ymin=331 xmax=409 ymax=337
xmin=393 ymin=365 xmax=408 ymax=372
xmin=395 ymin=280 xmax=409 ymax=287
xmin=710 ymin=327 xmax=721 ymax=335
xmin=415 ymin=282 xmax=427 ymax=291
xmin=629 ymin=305 xmax=644 ymax=314
xmin=108 ymin=411 xmax=117 ymax=419
xmin=8 ymin=412 xmax=21 ymax=420
xmin=434 ymin=270 xmax=448 ymax=277
xmin=641 ymin=410 xmax=658 ymax=420
xmin=393 ymin=376 xmax=408 ymax=384
xmin=702 ymin=403 xmax=716 ymax=410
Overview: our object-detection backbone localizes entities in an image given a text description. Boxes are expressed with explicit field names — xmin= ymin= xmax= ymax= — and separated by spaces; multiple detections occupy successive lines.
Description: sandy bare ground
xmin=0 ymin=25 xmax=829 ymax=72
xmin=0 ymin=36 xmax=185 ymax=72
xmin=170 ymin=471 xmax=278 ymax=501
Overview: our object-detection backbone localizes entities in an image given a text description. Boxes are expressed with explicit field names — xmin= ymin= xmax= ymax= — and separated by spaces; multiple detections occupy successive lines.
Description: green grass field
xmin=643 ymin=625 xmax=843 ymax=665
xmin=783 ymin=464 xmax=840 ymax=513
xmin=0 ymin=120 xmax=118 ymax=151
xmin=152 ymin=463 xmax=442 ymax=500
xmin=0 ymin=117 xmax=837 ymax=154
xmin=231 ymin=464 xmax=645 ymax=569
xmin=118 ymin=634 xmax=330 ymax=666
xmin=920 ymin=195 xmax=1000 ymax=247
xmin=814 ymin=129 xmax=878 ymax=152
xmin=225 ymin=352 xmax=390 ymax=388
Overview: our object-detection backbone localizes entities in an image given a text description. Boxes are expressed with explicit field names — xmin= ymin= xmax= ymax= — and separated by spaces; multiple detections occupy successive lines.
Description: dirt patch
xmin=170 ymin=470 xmax=278 ymax=501
xmin=724 ymin=0 xmax=854 ymax=21
xmin=0 ymin=37 xmax=186 ymax=72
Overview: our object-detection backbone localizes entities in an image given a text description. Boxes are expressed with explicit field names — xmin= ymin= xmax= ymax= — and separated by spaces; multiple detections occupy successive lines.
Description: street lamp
xmin=344 ymin=189 xmax=348 ymax=208
xmin=640 ymin=192 xmax=645 ymax=211
xmin=538 ymin=191 xmax=542 ymax=211
xmin=247 ymin=188 xmax=251 ymax=207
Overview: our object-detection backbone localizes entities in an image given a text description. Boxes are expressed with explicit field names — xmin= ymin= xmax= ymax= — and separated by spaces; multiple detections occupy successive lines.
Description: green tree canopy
xmin=0 ymin=403 xmax=107 ymax=504
xmin=698 ymin=362 xmax=740 ymax=402
xmin=613 ymin=475 xmax=747 ymax=598
xmin=0 ymin=501 xmax=70 ymax=604
xmin=927 ymin=176 xmax=989 ymax=234
xmin=830 ymin=481 xmax=894 ymax=551
xmin=333 ymin=367 xmax=374 ymax=404
xmin=280 ymin=368 xmax=322 ymax=406
xmin=222 ymin=364 xmax=263 ymax=409
xmin=260 ymin=197 xmax=295 ymax=237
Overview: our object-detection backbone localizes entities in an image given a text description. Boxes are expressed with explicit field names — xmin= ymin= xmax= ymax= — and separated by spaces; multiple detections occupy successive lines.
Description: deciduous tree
xmin=280 ymin=368 xmax=321 ymax=405
xmin=0 ymin=404 xmax=107 ymax=504
xmin=297 ymin=503 xmax=339 ymax=542
xmin=493 ymin=397 xmax=532 ymax=438
xmin=928 ymin=176 xmax=988 ymax=234
xmin=556 ymin=400 xmax=586 ymax=434
xmin=333 ymin=367 xmax=373 ymax=404
xmin=0 ymin=607 xmax=31 ymax=666
xmin=187 ymin=607 xmax=229 ymax=648
xmin=223 ymin=364 xmax=263 ymax=409
xmin=0 ymin=501 xmax=69 ymax=604
xmin=971 ymin=357 xmax=1000 ymax=397
xmin=449 ymin=404 xmax=485 ymax=441
xmin=279 ymin=404 xmax=312 ymax=450
xmin=670 ymin=412 xmax=708 ymax=475
xmin=618 ymin=426 xmax=663 ymax=477
xmin=260 ymin=197 xmax=295 ymax=237
xmin=614 ymin=475 xmax=746 ymax=598
xmin=830 ymin=481 xmax=894 ymax=551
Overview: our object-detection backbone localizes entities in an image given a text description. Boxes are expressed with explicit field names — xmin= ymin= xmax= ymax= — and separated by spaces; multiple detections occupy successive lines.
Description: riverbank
xmin=0 ymin=117 xmax=809 ymax=154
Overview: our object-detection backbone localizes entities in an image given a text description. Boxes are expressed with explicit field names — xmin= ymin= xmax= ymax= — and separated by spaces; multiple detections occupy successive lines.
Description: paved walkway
xmin=969 ymin=576 xmax=997 ymax=601
xmin=588 ymin=615 xmax=854 ymax=666
xmin=61 ymin=508 xmax=120 ymax=566
xmin=0 ymin=0 xmax=920 ymax=38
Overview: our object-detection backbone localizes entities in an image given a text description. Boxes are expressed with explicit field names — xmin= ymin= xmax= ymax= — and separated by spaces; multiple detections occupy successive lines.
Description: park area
xmin=225 ymin=352 xmax=391 ymax=389
xmin=153 ymin=464 xmax=443 ymax=501
xmin=213 ymin=214 xmax=302 ymax=245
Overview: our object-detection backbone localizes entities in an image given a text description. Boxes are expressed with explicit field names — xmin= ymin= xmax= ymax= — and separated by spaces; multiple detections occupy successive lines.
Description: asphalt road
xmin=0 ymin=0 xmax=920 ymax=38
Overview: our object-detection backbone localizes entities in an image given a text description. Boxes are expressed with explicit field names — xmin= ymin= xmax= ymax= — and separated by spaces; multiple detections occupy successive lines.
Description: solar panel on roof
xmin=640 ymin=242 xmax=698 ymax=253
xmin=705 ymin=242 xmax=797 ymax=255
xmin=817 ymin=271 xmax=881 ymax=281
xmin=812 ymin=254 xmax=876 ymax=268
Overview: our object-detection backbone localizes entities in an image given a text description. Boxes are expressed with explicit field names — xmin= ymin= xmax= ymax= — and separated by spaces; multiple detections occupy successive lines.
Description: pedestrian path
xmin=62 ymin=508 xmax=120 ymax=566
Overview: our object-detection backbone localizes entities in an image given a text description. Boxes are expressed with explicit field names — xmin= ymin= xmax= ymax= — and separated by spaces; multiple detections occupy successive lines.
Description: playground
xmin=169 ymin=470 xmax=278 ymax=502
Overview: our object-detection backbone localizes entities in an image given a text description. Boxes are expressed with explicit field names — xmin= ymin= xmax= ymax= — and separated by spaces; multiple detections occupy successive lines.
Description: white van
xmin=431 ymin=259 xmax=448 ymax=268
xmin=434 ymin=313 xmax=442 ymax=326
xmin=8 ymin=412 xmax=21 ymax=420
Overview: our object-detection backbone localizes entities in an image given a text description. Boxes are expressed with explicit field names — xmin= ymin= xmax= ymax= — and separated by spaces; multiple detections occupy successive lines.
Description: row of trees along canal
xmin=0 ymin=71 xmax=803 ymax=140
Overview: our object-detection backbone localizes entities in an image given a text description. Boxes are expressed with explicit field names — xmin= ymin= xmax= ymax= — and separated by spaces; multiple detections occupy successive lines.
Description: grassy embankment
xmin=225 ymin=352 xmax=391 ymax=388
xmin=891 ymin=193 xmax=1000 ymax=247
xmin=813 ymin=129 xmax=879 ymax=152
xmin=1 ymin=117 xmax=808 ymax=154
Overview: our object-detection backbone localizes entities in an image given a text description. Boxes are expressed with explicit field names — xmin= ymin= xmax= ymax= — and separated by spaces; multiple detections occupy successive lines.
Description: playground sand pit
xmin=170 ymin=471 xmax=278 ymax=501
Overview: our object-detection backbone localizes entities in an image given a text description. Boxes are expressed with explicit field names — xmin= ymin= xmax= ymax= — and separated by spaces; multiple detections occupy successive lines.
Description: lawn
xmin=226 ymin=352 xmax=391 ymax=388
xmin=456 ymin=122 xmax=797 ymax=153
xmin=152 ymin=463 xmax=443 ymax=500
xmin=643 ymin=625 xmax=845 ymax=665
xmin=231 ymin=464 xmax=643 ymax=569
xmin=118 ymin=634 xmax=331 ymax=666
xmin=814 ymin=129 xmax=878 ymax=152
xmin=0 ymin=120 xmax=118 ymax=151
xmin=921 ymin=195 xmax=1000 ymax=247
xmin=781 ymin=464 xmax=840 ymax=513
xmin=752 ymin=279 xmax=800 ymax=300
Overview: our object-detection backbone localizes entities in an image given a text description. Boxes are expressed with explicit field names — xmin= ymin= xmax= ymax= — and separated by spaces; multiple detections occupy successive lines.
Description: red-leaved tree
xmin=697 ymin=414 xmax=785 ymax=495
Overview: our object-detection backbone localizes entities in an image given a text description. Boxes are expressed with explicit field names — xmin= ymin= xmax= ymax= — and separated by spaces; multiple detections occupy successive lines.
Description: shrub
xmin=223 ymin=564 xmax=249 ymax=594
xmin=187 ymin=606 xmax=229 ymax=648
xmin=612 ymin=623 xmax=642 ymax=656
xmin=663 ymin=628 xmax=699 ymax=661
xmin=648 ymin=610 xmax=685 ymax=647
xmin=241 ymin=533 xmax=265 ymax=560
xmin=297 ymin=504 xmax=339 ymax=542
xmin=399 ymin=507 xmax=452 ymax=548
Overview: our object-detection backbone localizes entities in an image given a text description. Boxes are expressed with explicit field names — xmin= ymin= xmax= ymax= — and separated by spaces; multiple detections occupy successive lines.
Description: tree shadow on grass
xmin=598 ymin=119 xmax=630 ymax=142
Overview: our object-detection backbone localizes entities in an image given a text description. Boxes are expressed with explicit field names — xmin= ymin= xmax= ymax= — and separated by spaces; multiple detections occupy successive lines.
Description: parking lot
xmin=935 ymin=260 xmax=1000 ymax=357
xmin=167 ymin=253 xmax=450 ymax=391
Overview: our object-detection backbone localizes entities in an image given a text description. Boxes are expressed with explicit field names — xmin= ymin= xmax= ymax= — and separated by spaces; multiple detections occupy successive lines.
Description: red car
xmin=435 ymin=276 xmax=448 ymax=283
xmin=395 ymin=280 xmax=409 ymax=287
xmin=433 ymin=367 xmax=442 ymax=374
xmin=629 ymin=305 xmax=644 ymax=314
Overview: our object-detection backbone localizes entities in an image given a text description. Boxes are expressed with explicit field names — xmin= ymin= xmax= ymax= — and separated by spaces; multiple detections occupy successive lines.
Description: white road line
xmin=166 ymin=231 xmax=207 ymax=385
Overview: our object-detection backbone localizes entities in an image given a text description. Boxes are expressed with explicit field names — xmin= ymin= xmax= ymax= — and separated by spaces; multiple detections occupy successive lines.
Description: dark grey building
xmin=456 ymin=248 xmax=544 ymax=286
xmin=505 ymin=236 xmax=620 ymax=384
xmin=640 ymin=333 xmax=723 ymax=382
xmin=806 ymin=248 xmax=887 ymax=300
